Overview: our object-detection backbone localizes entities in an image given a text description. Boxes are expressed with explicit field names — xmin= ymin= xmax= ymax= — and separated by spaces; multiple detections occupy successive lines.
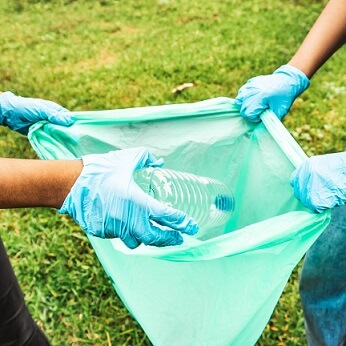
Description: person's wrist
xmin=54 ymin=159 xmax=84 ymax=209
xmin=274 ymin=64 xmax=310 ymax=96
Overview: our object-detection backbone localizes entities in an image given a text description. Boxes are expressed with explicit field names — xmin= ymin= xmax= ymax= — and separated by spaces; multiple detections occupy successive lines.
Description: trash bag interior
xmin=28 ymin=97 xmax=330 ymax=346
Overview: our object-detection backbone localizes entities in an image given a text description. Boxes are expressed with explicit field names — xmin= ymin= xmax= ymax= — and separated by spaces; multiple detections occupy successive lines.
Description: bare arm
xmin=288 ymin=0 xmax=346 ymax=78
xmin=0 ymin=158 xmax=82 ymax=209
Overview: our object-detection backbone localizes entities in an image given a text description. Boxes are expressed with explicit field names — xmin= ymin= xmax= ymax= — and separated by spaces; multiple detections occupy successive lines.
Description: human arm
xmin=0 ymin=91 xmax=75 ymax=135
xmin=288 ymin=0 xmax=346 ymax=79
xmin=234 ymin=0 xmax=346 ymax=121
xmin=0 ymin=158 xmax=82 ymax=209
xmin=0 ymin=148 xmax=198 ymax=248
xmin=234 ymin=0 xmax=346 ymax=212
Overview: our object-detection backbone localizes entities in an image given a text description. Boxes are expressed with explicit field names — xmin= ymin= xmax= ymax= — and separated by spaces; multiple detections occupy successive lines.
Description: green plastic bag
xmin=28 ymin=98 xmax=330 ymax=345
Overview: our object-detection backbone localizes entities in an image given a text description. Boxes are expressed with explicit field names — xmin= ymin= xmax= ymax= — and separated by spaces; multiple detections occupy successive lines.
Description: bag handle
xmin=260 ymin=109 xmax=308 ymax=168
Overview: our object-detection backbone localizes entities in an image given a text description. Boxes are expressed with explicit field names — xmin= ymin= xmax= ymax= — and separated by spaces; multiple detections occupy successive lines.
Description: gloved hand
xmin=234 ymin=64 xmax=310 ymax=122
xmin=59 ymin=147 xmax=199 ymax=249
xmin=290 ymin=152 xmax=346 ymax=213
xmin=0 ymin=91 xmax=74 ymax=135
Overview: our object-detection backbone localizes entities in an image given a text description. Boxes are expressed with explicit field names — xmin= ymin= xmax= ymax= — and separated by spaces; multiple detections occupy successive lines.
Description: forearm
xmin=288 ymin=0 xmax=346 ymax=78
xmin=0 ymin=158 xmax=82 ymax=209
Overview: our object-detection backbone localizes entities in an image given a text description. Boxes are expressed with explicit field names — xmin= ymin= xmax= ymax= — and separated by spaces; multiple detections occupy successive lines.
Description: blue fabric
xmin=300 ymin=204 xmax=346 ymax=346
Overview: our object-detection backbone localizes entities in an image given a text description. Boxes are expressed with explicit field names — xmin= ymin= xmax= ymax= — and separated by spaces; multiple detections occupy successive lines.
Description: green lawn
xmin=0 ymin=0 xmax=345 ymax=345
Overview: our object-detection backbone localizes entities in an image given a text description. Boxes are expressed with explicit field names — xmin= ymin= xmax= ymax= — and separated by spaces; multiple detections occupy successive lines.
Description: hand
xmin=0 ymin=91 xmax=75 ymax=135
xmin=290 ymin=152 xmax=346 ymax=213
xmin=234 ymin=64 xmax=310 ymax=122
xmin=59 ymin=147 xmax=199 ymax=249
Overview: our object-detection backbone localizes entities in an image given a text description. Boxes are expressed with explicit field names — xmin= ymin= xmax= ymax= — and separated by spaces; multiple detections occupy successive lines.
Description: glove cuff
xmin=274 ymin=64 xmax=310 ymax=96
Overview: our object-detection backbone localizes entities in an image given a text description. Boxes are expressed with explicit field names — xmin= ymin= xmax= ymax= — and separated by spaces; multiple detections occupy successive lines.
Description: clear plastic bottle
xmin=134 ymin=167 xmax=235 ymax=230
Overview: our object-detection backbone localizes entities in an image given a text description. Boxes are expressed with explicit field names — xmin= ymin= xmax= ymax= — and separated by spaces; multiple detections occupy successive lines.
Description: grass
xmin=0 ymin=0 xmax=345 ymax=345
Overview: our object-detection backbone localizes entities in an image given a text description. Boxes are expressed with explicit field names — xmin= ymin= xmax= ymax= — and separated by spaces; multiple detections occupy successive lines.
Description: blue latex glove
xmin=234 ymin=64 xmax=310 ymax=122
xmin=0 ymin=91 xmax=75 ymax=135
xmin=290 ymin=152 xmax=346 ymax=213
xmin=59 ymin=147 xmax=199 ymax=249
